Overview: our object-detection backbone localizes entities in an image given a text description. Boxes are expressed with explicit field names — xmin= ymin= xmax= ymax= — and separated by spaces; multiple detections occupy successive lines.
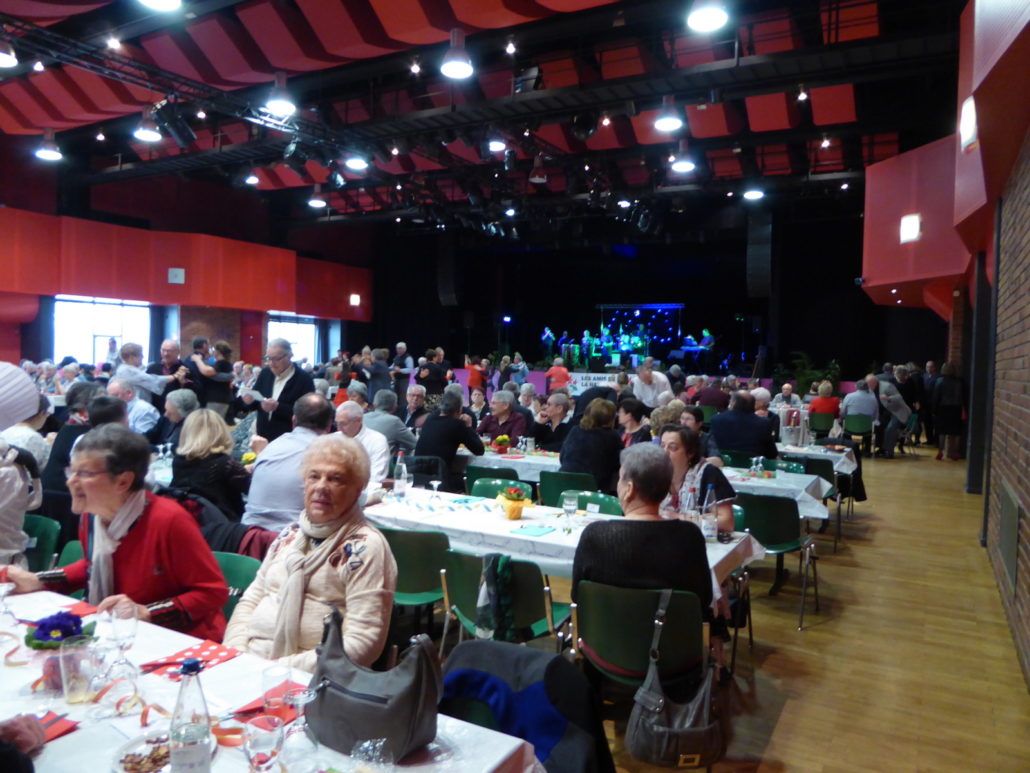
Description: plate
xmin=111 ymin=725 xmax=218 ymax=773
xmin=825 ymin=445 xmax=847 ymax=452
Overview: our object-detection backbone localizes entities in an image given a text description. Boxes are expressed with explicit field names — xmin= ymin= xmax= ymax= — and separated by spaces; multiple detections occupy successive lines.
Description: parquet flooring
xmin=550 ymin=445 xmax=1030 ymax=772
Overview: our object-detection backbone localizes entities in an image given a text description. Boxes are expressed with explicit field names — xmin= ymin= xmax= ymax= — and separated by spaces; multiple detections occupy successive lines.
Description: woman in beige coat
xmin=224 ymin=434 xmax=397 ymax=670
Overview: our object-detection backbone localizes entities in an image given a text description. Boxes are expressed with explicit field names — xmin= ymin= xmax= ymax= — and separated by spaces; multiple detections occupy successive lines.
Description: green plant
xmin=772 ymin=352 xmax=843 ymax=393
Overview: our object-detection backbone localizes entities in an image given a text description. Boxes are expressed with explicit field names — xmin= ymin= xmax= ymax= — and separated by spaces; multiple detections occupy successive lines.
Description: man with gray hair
xmin=335 ymin=401 xmax=390 ymax=487
xmin=390 ymin=342 xmax=414 ymax=403
xmin=106 ymin=378 xmax=160 ymax=435
xmin=346 ymin=380 xmax=369 ymax=411
xmin=528 ymin=392 xmax=572 ymax=451
xmin=400 ymin=384 xmax=428 ymax=429
xmin=115 ymin=341 xmax=187 ymax=405
xmin=477 ymin=390 xmax=527 ymax=442
xmin=240 ymin=338 xmax=315 ymax=442
xmin=631 ymin=363 xmax=672 ymax=411
xmin=364 ymin=389 xmax=416 ymax=456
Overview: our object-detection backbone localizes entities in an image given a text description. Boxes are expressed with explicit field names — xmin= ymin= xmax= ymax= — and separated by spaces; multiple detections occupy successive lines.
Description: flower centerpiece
xmin=241 ymin=451 xmax=257 ymax=465
xmin=496 ymin=486 xmax=528 ymax=520
xmin=490 ymin=434 xmax=511 ymax=454
xmin=25 ymin=611 xmax=94 ymax=650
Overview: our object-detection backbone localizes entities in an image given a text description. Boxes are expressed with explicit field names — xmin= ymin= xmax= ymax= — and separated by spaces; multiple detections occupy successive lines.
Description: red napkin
xmin=62 ymin=601 xmax=98 ymax=616
xmin=40 ymin=711 xmax=78 ymax=743
xmin=140 ymin=640 xmax=241 ymax=681
xmin=233 ymin=680 xmax=305 ymax=723
xmin=501 ymin=454 xmax=525 ymax=459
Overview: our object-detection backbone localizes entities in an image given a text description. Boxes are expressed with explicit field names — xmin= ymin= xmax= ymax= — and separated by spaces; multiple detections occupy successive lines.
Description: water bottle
xmin=394 ymin=452 xmax=407 ymax=498
xmin=701 ymin=484 xmax=718 ymax=543
xmin=682 ymin=486 xmax=698 ymax=525
xmin=170 ymin=658 xmax=212 ymax=773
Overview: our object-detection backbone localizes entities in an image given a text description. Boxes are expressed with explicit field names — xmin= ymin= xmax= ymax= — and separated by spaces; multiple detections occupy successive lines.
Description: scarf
xmin=269 ymin=504 xmax=363 ymax=659
xmin=87 ymin=489 xmax=147 ymax=605
xmin=669 ymin=461 xmax=709 ymax=512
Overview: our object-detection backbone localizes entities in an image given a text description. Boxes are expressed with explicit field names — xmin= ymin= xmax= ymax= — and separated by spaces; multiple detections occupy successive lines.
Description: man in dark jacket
xmin=146 ymin=338 xmax=200 ymax=413
xmin=239 ymin=338 xmax=315 ymax=442
xmin=709 ymin=391 xmax=778 ymax=459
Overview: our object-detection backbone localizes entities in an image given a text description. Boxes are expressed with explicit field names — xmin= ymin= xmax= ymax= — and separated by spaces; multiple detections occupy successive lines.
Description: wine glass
xmin=243 ymin=715 xmax=285 ymax=773
xmin=281 ymin=688 xmax=323 ymax=773
xmin=101 ymin=602 xmax=139 ymax=685
xmin=0 ymin=581 xmax=17 ymax=627
xmin=428 ymin=480 xmax=442 ymax=505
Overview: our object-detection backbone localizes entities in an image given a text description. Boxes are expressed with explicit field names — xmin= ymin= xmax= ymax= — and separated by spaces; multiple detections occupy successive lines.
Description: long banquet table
xmin=365 ymin=488 xmax=765 ymax=586
xmin=463 ymin=449 xmax=562 ymax=483
xmin=0 ymin=592 xmax=543 ymax=773
xmin=721 ymin=468 xmax=832 ymax=520
xmin=776 ymin=442 xmax=858 ymax=475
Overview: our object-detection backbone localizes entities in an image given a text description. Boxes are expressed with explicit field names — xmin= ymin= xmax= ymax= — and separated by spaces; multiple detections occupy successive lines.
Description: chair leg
xmin=769 ymin=554 xmax=786 ymax=595
xmin=812 ymin=554 xmax=820 ymax=613
xmin=746 ymin=582 xmax=754 ymax=650
xmin=798 ymin=547 xmax=810 ymax=631
xmin=834 ymin=495 xmax=842 ymax=553
xmin=439 ymin=610 xmax=450 ymax=659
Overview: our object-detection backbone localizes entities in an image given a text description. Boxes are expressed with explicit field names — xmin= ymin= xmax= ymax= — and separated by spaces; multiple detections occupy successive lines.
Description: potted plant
xmin=496 ymin=486 xmax=528 ymax=520
xmin=491 ymin=434 xmax=511 ymax=453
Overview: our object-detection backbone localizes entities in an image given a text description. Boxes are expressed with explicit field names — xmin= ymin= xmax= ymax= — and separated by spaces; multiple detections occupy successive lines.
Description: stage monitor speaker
xmin=746 ymin=211 xmax=772 ymax=299
xmin=437 ymin=235 xmax=459 ymax=307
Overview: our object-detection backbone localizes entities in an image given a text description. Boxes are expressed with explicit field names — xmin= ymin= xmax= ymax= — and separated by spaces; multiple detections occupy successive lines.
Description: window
xmin=53 ymin=295 xmax=151 ymax=365
xmin=267 ymin=315 xmax=318 ymax=365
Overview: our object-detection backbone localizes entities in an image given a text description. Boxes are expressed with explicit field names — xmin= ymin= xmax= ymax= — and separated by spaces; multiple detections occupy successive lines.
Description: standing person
xmin=509 ymin=353 xmax=529 ymax=386
xmin=544 ymin=357 xmax=571 ymax=393
xmin=932 ymin=362 xmax=966 ymax=461
xmin=240 ymin=339 xmax=316 ymax=443
xmin=497 ymin=355 xmax=513 ymax=388
xmin=115 ymin=343 xmax=187 ymax=405
xmin=867 ymin=374 xmax=910 ymax=458
xmin=417 ymin=349 xmax=447 ymax=410
xmin=465 ymin=355 xmax=488 ymax=398
xmin=890 ymin=365 xmax=919 ymax=455
xmin=184 ymin=337 xmax=212 ymax=405
xmin=922 ymin=360 xmax=940 ymax=445
xmin=0 ymin=394 xmax=52 ymax=470
xmin=366 ymin=348 xmax=393 ymax=405
xmin=540 ymin=327 xmax=556 ymax=360
xmin=146 ymin=339 xmax=199 ymax=415
xmin=191 ymin=340 xmax=236 ymax=422
xmin=415 ymin=391 xmax=485 ymax=492
xmin=390 ymin=342 xmax=414 ymax=404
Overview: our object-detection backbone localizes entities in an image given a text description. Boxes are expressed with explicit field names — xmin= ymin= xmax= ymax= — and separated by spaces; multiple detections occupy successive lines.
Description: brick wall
xmin=947 ymin=289 xmax=967 ymax=366
xmin=988 ymin=130 xmax=1030 ymax=686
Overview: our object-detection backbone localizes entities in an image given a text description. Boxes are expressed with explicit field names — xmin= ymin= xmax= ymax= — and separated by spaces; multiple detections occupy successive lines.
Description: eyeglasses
xmin=65 ymin=467 xmax=108 ymax=481
xmin=264 ymin=353 xmax=290 ymax=363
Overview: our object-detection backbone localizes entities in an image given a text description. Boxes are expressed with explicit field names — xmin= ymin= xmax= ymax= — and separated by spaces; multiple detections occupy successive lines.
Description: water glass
xmin=261 ymin=665 xmax=291 ymax=720
xmin=243 ymin=715 xmax=284 ymax=773
xmin=0 ymin=581 xmax=16 ymax=628
xmin=59 ymin=635 xmax=95 ymax=704
xmin=562 ymin=492 xmax=578 ymax=518
xmin=282 ymin=688 xmax=322 ymax=773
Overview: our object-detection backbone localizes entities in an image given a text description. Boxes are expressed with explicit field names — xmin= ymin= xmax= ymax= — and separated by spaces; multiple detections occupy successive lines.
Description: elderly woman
xmin=659 ymin=424 xmax=734 ymax=532
xmin=150 ymin=387 xmax=199 ymax=452
xmin=750 ymin=387 xmax=780 ymax=440
xmin=171 ymin=408 xmax=251 ymax=518
xmin=224 ymin=435 xmax=397 ymax=669
xmin=2 ymin=424 xmax=228 ymax=639
xmin=808 ymin=381 xmax=841 ymax=419
xmin=559 ymin=398 xmax=622 ymax=493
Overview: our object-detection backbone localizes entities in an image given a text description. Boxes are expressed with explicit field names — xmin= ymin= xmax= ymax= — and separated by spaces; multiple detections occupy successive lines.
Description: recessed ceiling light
xmin=743 ymin=189 xmax=764 ymax=200
xmin=726 ymin=191 xmax=734 ymax=197
xmin=890 ymin=288 xmax=897 ymax=294
xmin=410 ymin=61 xmax=421 ymax=75
xmin=820 ymin=136 xmax=831 ymax=149
xmin=840 ymin=182 xmax=849 ymax=190
xmin=896 ymin=299 xmax=902 ymax=304
xmin=395 ymin=183 xmax=403 ymax=191
xmin=106 ymin=37 xmax=121 ymax=50
xmin=601 ymin=115 xmax=611 ymax=127
xmin=687 ymin=1 xmax=729 ymax=33
xmin=95 ymin=130 xmax=106 ymax=142
xmin=505 ymin=40 xmax=516 ymax=55
xmin=196 ymin=109 xmax=207 ymax=120
xmin=32 ymin=61 xmax=45 ymax=72
xmin=395 ymin=217 xmax=401 ymax=223
xmin=797 ymin=85 xmax=808 ymax=102
xmin=899 ymin=214 xmax=921 ymax=243
xmin=390 ymin=146 xmax=399 ymax=155
xmin=505 ymin=207 xmax=516 ymax=217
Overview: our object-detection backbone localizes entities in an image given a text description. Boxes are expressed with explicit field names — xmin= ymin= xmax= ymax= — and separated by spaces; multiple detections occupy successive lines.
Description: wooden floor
xmin=550 ymin=445 xmax=1030 ymax=772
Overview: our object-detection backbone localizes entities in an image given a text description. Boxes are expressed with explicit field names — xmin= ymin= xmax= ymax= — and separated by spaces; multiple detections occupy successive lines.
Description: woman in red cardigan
xmin=808 ymin=380 xmax=841 ymax=419
xmin=3 ymin=424 xmax=227 ymax=640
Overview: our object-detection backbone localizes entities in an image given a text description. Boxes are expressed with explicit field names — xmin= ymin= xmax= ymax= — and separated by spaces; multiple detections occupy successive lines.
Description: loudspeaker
xmin=437 ymin=235 xmax=459 ymax=307
xmin=746 ymin=211 xmax=772 ymax=298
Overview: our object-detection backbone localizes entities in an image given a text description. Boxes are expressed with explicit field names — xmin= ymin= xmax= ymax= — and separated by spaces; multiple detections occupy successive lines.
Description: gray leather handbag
xmin=306 ymin=607 xmax=441 ymax=761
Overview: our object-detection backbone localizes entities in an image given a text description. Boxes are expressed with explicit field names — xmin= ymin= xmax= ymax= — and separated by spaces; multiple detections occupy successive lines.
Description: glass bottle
xmin=170 ymin=658 xmax=212 ymax=773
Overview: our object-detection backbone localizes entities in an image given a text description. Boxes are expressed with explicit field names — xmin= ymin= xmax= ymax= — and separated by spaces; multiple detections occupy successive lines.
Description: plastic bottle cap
xmin=180 ymin=657 xmax=204 ymax=676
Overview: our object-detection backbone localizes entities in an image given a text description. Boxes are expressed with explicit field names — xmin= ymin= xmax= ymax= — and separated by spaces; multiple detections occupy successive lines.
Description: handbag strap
xmin=648 ymin=588 xmax=673 ymax=664
xmin=634 ymin=589 xmax=673 ymax=712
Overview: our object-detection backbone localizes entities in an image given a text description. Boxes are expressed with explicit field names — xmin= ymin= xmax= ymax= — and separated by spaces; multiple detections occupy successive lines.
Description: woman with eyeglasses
xmin=1 ymin=424 xmax=228 ymax=639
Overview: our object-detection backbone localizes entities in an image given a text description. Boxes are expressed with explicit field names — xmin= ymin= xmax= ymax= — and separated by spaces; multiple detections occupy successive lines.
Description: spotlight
xmin=601 ymin=114 xmax=611 ymax=127
xmin=34 ymin=129 xmax=62 ymax=162
xmin=742 ymin=189 xmax=764 ymax=200
xmin=152 ymin=100 xmax=197 ymax=149
xmin=391 ymin=146 xmax=399 ymax=155
xmin=196 ymin=109 xmax=206 ymax=120
xmin=308 ymin=185 xmax=327 ymax=208
xmin=797 ymin=84 xmax=809 ymax=102
xmin=528 ymin=155 xmax=548 ymax=184
xmin=523 ymin=129 xmax=530 ymax=137
xmin=488 ymin=139 xmax=506 ymax=152
xmin=669 ymin=139 xmax=695 ymax=173
xmin=395 ymin=183 xmax=403 ymax=190
xmin=505 ymin=40 xmax=516 ymax=55
xmin=95 ymin=130 xmax=106 ymax=142
xmin=502 ymin=315 xmax=512 ymax=323
xmin=726 ymin=191 xmax=734 ymax=197
xmin=106 ymin=37 xmax=121 ymax=50
xmin=654 ymin=95 xmax=683 ymax=132
xmin=896 ymin=299 xmax=902 ymax=304
xmin=344 ymin=152 xmax=369 ymax=171
xmin=137 ymin=0 xmax=182 ymax=10
xmin=617 ymin=199 xmax=631 ymax=208
xmin=687 ymin=0 xmax=729 ymax=33
xmin=890 ymin=288 xmax=898 ymax=294
xmin=326 ymin=162 xmax=346 ymax=190
xmin=410 ymin=60 xmax=421 ymax=75
xmin=441 ymin=29 xmax=474 ymax=80
xmin=505 ymin=207 xmax=516 ymax=217
xmin=395 ymin=217 xmax=402 ymax=223
xmin=282 ymin=139 xmax=310 ymax=177
xmin=32 ymin=61 xmax=44 ymax=72
xmin=133 ymin=112 xmax=162 ymax=142
xmin=840 ymin=182 xmax=850 ymax=190
xmin=0 ymin=42 xmax=17 ymax=68
xmin=245 ymin=170 xmax=259 ymax=185
xmin=820 ymin=136 xmax=831 ymax=149
xmin=264 ymin=72 xmax=296 ymax=118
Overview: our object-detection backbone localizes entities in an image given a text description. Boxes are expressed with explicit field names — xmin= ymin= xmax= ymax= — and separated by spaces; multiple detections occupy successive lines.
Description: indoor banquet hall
xmin=0 ymin=0 xmax=1028 ymax=771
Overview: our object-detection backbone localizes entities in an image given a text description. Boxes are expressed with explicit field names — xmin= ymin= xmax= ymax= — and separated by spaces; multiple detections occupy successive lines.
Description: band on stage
xmin=540 ymin=325 xmax=714 ymax=369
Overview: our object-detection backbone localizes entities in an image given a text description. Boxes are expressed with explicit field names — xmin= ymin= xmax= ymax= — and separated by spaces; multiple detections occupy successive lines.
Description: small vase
xmin=496 ymin=496 xmax=525 ymax=520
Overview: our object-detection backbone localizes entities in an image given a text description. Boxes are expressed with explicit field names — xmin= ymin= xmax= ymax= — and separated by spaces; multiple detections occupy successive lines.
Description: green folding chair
xmin=572 ymin=581 xmax=706 ymax=691
xmin=562 ymin=490 xmax=623 ymax=516
xmin=762 ymin=458 xmax=805 ymax=474
xmin=808 ymin=412 xmax=836 ymax=437
xmin=212 ymin=552 xmax=261 ymax=621
xmin=735 ymin=492 xmax=819 ymax=630
xmin=471 ymin=478 xmax=533 ymax=500
xmin=466 ymin=465 xmax=519 ymax=494
xmin=23 ymin=514 xmax=60 ymax=572
xmin=378 ymin=527 xmax=450 ymax=638
xmin=727 ymin=504 xmax=754 ymax=673
xmin=842 ymin=414 xmax=874 ymax=455
xmin=538 ymin=471 xmax=596 ymax=507
xmin=804 ymin=457 xmax=843 ymax=552
xmin=699 ymin=404 xmax=718 ymax=426
xmin=721 ymin=450 xmax=753 ymax=469
xmin=56 ymin=540 xmax=85 ymax=599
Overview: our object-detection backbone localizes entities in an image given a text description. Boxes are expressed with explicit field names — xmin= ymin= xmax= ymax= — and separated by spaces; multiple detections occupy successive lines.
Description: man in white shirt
xmin=631 ymin=363 xmax=671 ymax=411
xmin=106 ymin=378 xmax=159 ymax=435
xmin=770 ymin=382 xmax=802 ymax=409
xmin=334 ymin=401 xmax=389 ymax=488
xmin=113 ymin=342 xmax=187 ymax=405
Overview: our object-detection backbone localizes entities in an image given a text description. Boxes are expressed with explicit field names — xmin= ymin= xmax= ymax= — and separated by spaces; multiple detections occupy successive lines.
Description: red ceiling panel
xmin=585 ymin=118 xmax=626 ymax=151
xmin=534 ymin=124 xmax=575 ymax=153
xmin=629 ymin=110 xmax=673 ymax=145
xmin=141 ymin=30 xmax=239 ymax=88
xmin=863 ymin=133 xmax=898 ymax=164
xmin=757 ymin=144 xmax=793 ymax=175
xmin=810 ymin=139 xmax=844 ymax=171
xmin=686 ymin=102 xmax=744 ymax=138
xmin=31 ymin=69 xmax=114 ymax=124
xmin=0 ymin=94 xmax=35 ymax=134
xmin=1 ymin=80 xmax=80 ymax=129
xmin=598 ymin=41 xmax=648 ymax=80
xmin=367 ymin=0 xmax=457 ymax=45
xmin=620 ymin=160 xmax=651 ymax=186
xmin=410 ymin=155 xmax=446 ymax=171
xmin=538 ymin=55 xmax=580 ymax=89
xmin=479 ymin=68 xmax=514 ymax=100
xmin=671 ymin=34 xmax=720 ymax=68
xmin=186 ymin=15 xmax=273 ymax=84
xmin=295 ymin=0 xmax=404 ymax=59
xmin=810 ymin=84 xmax=857 ymax=125
xmin=333 ymin=98 xmax=373 ymax=124
xmin=448 ymin=0 xmax=549 ymax=28
xmin=444 ymin=140 xmax=481 ymax=164
xmin=739 ymin=11 xmax=802 ymax=54
xmin=236 ymin=0 xmax=344 ymax=72
xmin=821 ymin=0 xmax=880 ymax=44
xmin=707 ymin=149 xmax=743 ymax=178
xmin=536 ymin=0 xmax=619 ymax=10
xmin=744 ymin=92 xmax=800 ymax=132
xmin=63 ymin=67 xmax=158 ymax=114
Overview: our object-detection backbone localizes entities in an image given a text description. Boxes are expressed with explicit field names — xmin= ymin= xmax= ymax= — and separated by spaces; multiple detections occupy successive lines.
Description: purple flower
xmin=32 ymin=611 xmax=83 ymax=643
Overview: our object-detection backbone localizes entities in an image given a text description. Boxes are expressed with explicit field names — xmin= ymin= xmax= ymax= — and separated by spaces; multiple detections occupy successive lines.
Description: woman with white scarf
xmin=224 ymin=434 xmax=396 ymax=670
xmin=2 ymin=424 xmax=228 ymax=640
xmin=659 ymin=424 xmax=735 ymax=533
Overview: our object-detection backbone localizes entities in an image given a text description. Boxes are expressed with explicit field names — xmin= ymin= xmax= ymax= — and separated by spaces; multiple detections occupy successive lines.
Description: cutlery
xmin=41 ymin=713 xmax=69 ymax=730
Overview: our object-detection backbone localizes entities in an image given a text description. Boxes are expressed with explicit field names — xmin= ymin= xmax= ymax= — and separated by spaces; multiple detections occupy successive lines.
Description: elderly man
xmin=866 ymin=373 xmax=910 ymax=458
xmin=400 ymin=384 xmax=428 ymax=429
xmin=477 ymin=390 xmax=527 ymax=442
xmin=242 ymin=393 xmax=334 ymax=532
xmin=363 ymin=390 xmax=416 ymax=457
xmin=693 ymin=376 xmax=730 ymax=412
xmin=367 ymin=348 xmax=393 ymax=404
xmin=335 ymin=401 xmax=390 ymax=488
xmin=842 ymin=379 xmax=879 ymax=456
xmin=115 ymin=342 xmax=187 ymax=405
xmin=770 ymin=382 xmax=802 ymax=409
xmin=241 ymin=338 xmax=315 ymax=442
xmin=106 ymin=378 xmax=160 ymax=435
xmin=528 ymin=392 xmax=572 ymax=451
xmin=390 ymin=342 xmax=414 ymax=403
xmin=709 ymin=391 xmax=778 ymax=459
xmin=146 ymin=339 xmax=198 ymax=414
xmin=631 ymin=364 xmax=672 ymax=411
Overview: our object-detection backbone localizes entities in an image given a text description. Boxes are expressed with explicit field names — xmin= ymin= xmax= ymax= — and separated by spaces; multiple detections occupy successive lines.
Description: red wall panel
xmin=953 ymin=3 xmax=991 ymax=251
xmin=295 ymin=258 xmax=373 ymax=322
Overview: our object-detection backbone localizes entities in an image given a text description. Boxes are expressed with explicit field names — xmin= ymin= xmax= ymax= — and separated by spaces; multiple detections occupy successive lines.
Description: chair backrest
xmin=763 ymin=458 xmax=805 ymax=474
xmin=564 ymin=490 xmax=623 ymax=516
xmin=442 ymin=550 xmax=484 ymax=632
xmin=465 ymin=465 xmax=518 ymax=493
xmin=57 ymin=539 xmax=83 ymax=567
xmin=378 ymin=527 xmax=450 ymax=596
xmin=803 ymin=457 xmax=836 ymax=487
xmin=23 ymin=514 xmax=60 ymax=572
xmin=575 ymin=581 xmax=705 ymax=685
xmin=842 ymin=414 xmax=873 ymax=434
xmin=808 ymin=412 xmax=835 ymax=431
xmin=471 ymin=478 xmax=533 ymax=500
xmin=720 ymin=450 xmax=752 ymax=469
xmin=212 ymin=551 xmax=261 ymax=620
xmin=539 ymin=471 xmax=597 ymax=506
xmin=732 ymin=504 xmax=745 ymax=532
xmin=699 ymin=405 xmax=718 ymax=424
xmin=509 ymin=560 xmax=551 ymax=633
xmin=405 ymin=455 xmax=448 ymax=487
xmin=734 ymin=492 xmax=802 ymax=548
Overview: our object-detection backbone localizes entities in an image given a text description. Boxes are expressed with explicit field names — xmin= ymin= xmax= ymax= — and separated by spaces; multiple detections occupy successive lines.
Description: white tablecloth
xmin=776 ymin=443 xmax=858 ymax=475
xmin=0 ymin=592 xmax=542 ymax=773
xmin=365 ymin=489 xmax=765 ymax=582
xmin=464 ymin=451 xmax=562 ymax=483
xmin=723 ymin=468 xmax=831 ymax=520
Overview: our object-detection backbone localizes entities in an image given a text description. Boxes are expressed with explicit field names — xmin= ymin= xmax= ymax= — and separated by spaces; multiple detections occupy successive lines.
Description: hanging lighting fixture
xmin=133 ymin=111 xmax=162 ymax=142
xmin=669 ymin=139 xmax=695 ymax=173
xmin=653 ymin=95 xmax=683 ymax=132
xmin=264 ymin=72 xmax=296 ymax=118
xmin=344 ymin=152 xmax=370 ymax=172
xmin=0 ymin=42 xmax=18 ymax=68
xmin=34 ymin=128 xmax=62 ymax=161
xmin=687 ymin=1 xmax=729 ymax=33
xmin=440 ymin=29 xmax=474 ymax=80
xmin=308 ymin=185 xmax=327 ymax=208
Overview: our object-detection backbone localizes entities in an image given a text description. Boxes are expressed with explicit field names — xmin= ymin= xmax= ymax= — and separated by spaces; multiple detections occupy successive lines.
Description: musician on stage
xmin=541 ymin=327 xmax=556 ymax=359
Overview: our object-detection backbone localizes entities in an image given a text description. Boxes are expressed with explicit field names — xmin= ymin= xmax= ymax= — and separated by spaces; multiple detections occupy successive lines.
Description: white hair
xmin=751 ymin=387 xmax=772 ymax=404
xmin=336 ymin=401 xmax=364 ymax=420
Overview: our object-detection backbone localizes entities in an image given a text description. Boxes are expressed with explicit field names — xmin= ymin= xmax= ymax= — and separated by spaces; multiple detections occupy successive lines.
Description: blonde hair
xmin=302 ymin=434 xmax=370 ymax=492
xmin=817 ymin=380 xmax=833 ymax=398
xmin=177 ymin=408 xmax=233 ymax=460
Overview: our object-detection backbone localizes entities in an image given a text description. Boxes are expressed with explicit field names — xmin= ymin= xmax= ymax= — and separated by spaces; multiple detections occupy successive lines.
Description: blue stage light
xmin=502 ymin=315 xmax=512 ymax=323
